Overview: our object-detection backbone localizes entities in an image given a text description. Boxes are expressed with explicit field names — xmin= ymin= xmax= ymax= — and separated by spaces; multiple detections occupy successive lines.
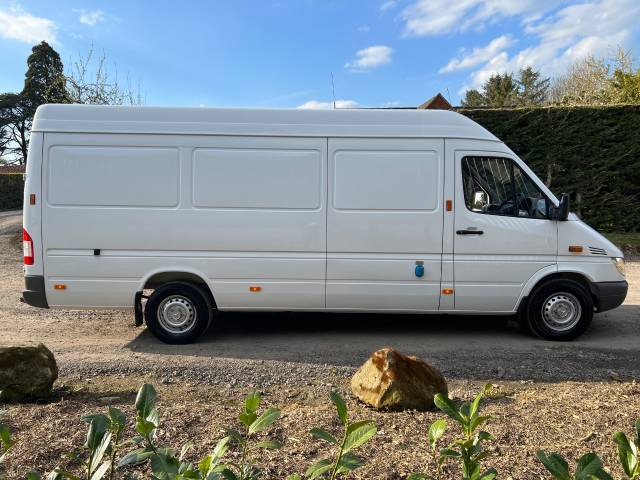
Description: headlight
xmin=613 ymin=257 xmax=625 ymax=277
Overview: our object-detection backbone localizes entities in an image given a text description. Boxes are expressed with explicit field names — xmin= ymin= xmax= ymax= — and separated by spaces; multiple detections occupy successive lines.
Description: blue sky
xmin=1 ymin=0 xmax=639 ymax=108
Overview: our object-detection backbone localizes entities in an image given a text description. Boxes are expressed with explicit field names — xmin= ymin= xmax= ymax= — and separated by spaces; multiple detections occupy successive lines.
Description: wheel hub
xmin=541 ymin=292 xmax=581 ymax=332
xmin=157 ymin=295 xmax=196 ymax=334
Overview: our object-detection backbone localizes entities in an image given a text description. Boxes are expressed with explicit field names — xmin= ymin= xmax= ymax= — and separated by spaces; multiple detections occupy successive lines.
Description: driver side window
xmin=461 ymin=156 xmax=548 ymax=219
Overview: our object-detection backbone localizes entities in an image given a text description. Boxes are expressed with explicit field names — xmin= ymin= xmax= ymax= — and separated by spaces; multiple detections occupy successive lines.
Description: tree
xmin=460 ymin=73 xmax=519 ymax=108
xmin=21 ymin=41 xmax=70 ymax=116
xmin=461 ymin=88 xmax=486 ymax=107
xmin=483 ymin=73 xmax=518 ymax=107
xmin=549 ymin=56 xmax=610 ymax=105
xmin=0 ymin=93 xmax=31 ymax=164
xmin=609 ymin=68 xmax=640 ymax=103
xmin=517 ymin=66 xmax=550 ymax=106
xmin=66 ymin=46 xmax=143 ymax=105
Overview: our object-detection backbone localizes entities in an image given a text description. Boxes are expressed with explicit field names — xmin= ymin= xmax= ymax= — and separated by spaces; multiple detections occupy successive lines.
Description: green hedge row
xmin=0 ymin=174 xmax=24 ymax=211
xmin=459 ymin=106 xmax=640 ymax=232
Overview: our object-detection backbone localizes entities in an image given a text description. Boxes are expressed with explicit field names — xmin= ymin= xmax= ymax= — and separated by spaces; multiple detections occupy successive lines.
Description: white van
xmin=22 ymin=105 xmax=627 ymax=343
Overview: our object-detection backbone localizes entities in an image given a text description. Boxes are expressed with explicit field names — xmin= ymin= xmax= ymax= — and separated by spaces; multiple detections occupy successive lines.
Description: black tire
xmin=525 ymin=278 xmax=593 ymax=341
xmin=144 ymin=282 xmax=213 ymax=344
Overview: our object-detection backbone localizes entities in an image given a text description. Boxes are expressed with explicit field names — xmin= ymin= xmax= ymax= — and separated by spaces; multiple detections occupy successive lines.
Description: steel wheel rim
xmin=541 ymin=292 xmax=582 ymax=332
xmin=157 ymin=295 xmax=197 ymax=334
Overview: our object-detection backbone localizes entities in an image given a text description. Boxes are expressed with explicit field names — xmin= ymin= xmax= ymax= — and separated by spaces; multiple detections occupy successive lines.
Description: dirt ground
xmin=0 ymin=214 xmax=639 ymax=479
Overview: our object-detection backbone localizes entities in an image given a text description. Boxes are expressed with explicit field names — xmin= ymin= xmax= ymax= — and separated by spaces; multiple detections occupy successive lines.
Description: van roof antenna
xmin=331 ymin=72 xmax=336 ymax=109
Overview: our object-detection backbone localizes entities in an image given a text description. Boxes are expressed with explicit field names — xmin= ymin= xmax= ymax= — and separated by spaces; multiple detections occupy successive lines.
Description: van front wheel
xmin=144 ymin=282 xmax=212 ymax=344
xmin=526 ymin=278 xmax=593 ymax=341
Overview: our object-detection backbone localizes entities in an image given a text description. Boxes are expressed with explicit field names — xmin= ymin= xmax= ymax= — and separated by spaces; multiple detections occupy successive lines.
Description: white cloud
xmin=380 ymin=0 xmax=399 ymax=12
xmin=345 ymin=45 xmax=393 ymax=72
xmin=440 ymin=35 xmax=514 ymax=73
xmin=297 ymin=100 xmax=360 ymax=109
xmin=78 ymin=9 xmax=105 ymax=26
xmin=400 ymin=0 xmax=559 ymax=36
xmin=0 ymin=6 xmax=57 ymax=44
xmin=425 ymin=0 xmax=640 ymax=94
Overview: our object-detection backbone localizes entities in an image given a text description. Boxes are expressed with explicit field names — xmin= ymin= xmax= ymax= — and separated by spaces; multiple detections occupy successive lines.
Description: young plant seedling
xmin=411 ymin=384 xmax=497 ymax=480
xmin=223 ymin=390 xmax=282 ymax=480
xmin=304 ymin=391 xmax=377 ymax=480
xmin=0 ymin=410 xmax=16 ymax=465
xmin=613 ymin=419 xmax=640 ymax=479
xmin=536 ymin=451 xmax=613 ymax=480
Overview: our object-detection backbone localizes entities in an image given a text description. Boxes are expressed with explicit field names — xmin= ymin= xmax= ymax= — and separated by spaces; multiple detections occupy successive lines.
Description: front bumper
xmin=21 ymin=275 xmax=49 ymax=308
xmin=590 ymin=280 xmax=628 ymax=312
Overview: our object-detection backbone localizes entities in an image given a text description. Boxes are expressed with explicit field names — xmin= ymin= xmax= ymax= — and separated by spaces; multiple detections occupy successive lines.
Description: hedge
xmin=459 ymin=106 xmax=640 ymax=232
xmin=0 ymin=174 xmax=24 ymax=211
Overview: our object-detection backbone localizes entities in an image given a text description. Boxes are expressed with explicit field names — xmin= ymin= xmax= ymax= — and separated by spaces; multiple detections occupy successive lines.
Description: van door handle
xmin=456 ymin=229 xmax=484 ymax=235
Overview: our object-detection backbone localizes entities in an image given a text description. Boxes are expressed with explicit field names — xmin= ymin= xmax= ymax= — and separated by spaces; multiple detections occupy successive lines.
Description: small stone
xmin=350 ymin=347 xmax=447 ymax=411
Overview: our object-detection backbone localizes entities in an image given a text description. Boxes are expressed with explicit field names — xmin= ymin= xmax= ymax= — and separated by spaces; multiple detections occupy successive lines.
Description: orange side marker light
xmin=568 ymin=246 xmax=583 ymax=253
xmin=29 ymin=193 xmax=36 ymax=205
xmin=54 ymin=284 xmax=66 ymax=290
xmin=442 ymin=288 xmax=454 ymax=295
xmin=446 ymin=199 xmax=453 ymax=211
xmin=249 ymin=286 xmax=262 ymax=292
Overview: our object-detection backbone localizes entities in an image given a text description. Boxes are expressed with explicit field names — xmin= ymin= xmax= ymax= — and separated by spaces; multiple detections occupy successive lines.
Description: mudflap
xmin=134 ymin=291 xmax=148 ymax=327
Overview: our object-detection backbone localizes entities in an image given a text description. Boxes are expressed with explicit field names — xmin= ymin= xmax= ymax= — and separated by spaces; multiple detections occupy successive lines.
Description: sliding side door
xmin=326 ymin=138 xmax=444 ymax=311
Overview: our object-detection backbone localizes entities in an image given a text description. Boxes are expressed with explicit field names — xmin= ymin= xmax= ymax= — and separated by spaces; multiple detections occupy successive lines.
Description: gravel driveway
xmin=1 ymin=212 xmax=638 ymax=385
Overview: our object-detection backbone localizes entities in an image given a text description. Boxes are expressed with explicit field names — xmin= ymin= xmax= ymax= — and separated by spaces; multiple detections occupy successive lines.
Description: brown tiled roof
xmin=418 ymin=93 xmax=452 ymax=110
xmin=0 ymin=164 xmax=26 ymax=174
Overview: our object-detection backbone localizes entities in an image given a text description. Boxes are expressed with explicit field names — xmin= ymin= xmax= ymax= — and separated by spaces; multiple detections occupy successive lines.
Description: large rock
xmin=351 ymin=347 xmax=447 ymax=411
xmin=0 ymin=342 xmax=58 ymax=402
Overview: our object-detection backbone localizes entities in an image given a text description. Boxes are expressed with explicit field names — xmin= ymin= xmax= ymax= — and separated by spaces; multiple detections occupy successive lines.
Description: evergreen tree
xmin=21 ymin=41 xmax=70 ymax=115
xmin=517 ymin=66 xmax=550 ymax=106
xmin=461 ymin=89 xmax=486 ymax=107
xmin=483 ymin=73 xmax=518 ymax=107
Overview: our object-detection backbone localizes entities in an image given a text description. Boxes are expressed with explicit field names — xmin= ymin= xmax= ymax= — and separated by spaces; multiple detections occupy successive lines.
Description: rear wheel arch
xmin=140 ymin=270 xmax=216 ymax=307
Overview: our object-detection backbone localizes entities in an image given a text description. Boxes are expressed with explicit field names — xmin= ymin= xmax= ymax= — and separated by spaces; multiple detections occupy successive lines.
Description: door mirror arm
xmin=549 ymin=193 xmax=570 ymax=221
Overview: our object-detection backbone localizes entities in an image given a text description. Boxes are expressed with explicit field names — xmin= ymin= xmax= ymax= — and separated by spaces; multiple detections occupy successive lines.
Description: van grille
xmin=588 ymin=246 xmax=607 ymax=256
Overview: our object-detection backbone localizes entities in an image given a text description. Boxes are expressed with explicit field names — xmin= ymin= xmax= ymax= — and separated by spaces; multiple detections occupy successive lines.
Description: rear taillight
xmin=23 ymin=228 xmax=34 ymax=265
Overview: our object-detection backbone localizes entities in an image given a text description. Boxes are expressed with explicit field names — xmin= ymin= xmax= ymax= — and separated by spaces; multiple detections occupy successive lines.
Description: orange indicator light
xmin=446 ymin=200 xmax=453 ymax=211
xmin=442 ymin=288 xmax=454 ymax=295
xmin=249 ymin=286 xmax=262 ymax=292
xmin=568 ymin=246 xmax=583 ymax=253
xmin=54 ymin=284 xmax=66 ymax=290
xmin=29 ymin=193 xmax=36 ymax=205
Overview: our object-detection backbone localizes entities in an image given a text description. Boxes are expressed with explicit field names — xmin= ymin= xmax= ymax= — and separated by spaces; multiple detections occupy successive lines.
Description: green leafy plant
xmin=536 ymin=451 xmax=612 ymax=480
xmin=613 ymin=419 xmax=640 ymax=479
xmin=117 ymin=383 xmax=226 ymax=480
xmin=411 ymin=384 xmax=497 ymax=480
xmin=303 ymin=391 xmax=377 ymax=480
xmin=0 ymin=410 xmax=16 ymax=464
xmin=223 ymin=390 xmax=282 ymax=480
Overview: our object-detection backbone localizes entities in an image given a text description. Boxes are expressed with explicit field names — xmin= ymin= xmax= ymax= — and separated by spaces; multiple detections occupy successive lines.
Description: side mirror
xmin=550 ymin=193 xmax=570 ymax=221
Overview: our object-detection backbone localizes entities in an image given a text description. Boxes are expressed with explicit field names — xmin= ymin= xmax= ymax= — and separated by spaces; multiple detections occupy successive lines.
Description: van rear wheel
xmin=144 ymin=282 xmax=212 ymax=344
xmin=526 ymin=278 xmax=593 ymax=341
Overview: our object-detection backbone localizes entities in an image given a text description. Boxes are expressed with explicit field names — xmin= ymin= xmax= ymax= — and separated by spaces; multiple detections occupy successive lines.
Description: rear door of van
xmin=326 ymin=138 xmax=444 ymax=311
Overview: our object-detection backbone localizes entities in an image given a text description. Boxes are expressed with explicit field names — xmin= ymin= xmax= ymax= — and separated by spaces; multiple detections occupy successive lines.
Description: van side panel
xmin=326 ymin=138 xmax=444 ymax=311
xmin=41 ymin=133 xmax=327 ymax=309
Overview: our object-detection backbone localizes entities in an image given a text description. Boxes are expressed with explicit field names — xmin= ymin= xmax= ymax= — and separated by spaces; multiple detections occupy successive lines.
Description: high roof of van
xmin=32 ymin=104 xmax=499 ymax=141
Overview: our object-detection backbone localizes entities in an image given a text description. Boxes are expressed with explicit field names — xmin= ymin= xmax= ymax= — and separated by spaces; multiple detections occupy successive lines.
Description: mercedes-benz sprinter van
xmin=22 ymin=105 xmax=628 ymax=343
